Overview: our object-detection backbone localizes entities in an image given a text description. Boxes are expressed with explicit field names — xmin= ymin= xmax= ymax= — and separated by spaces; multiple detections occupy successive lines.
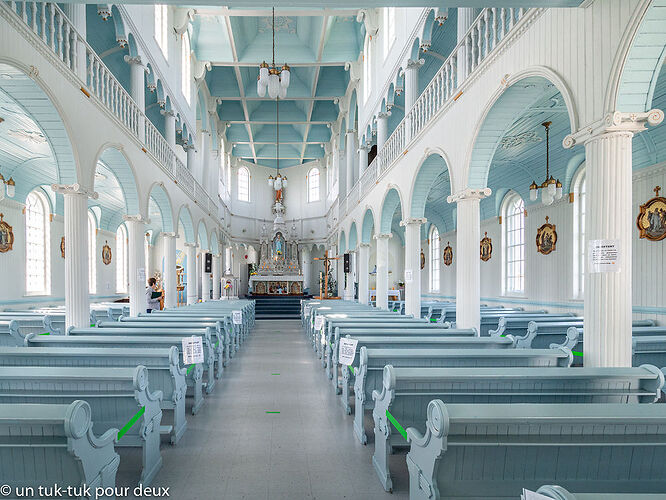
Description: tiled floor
xmin=118 ymin=319 xmax=409 ymax=499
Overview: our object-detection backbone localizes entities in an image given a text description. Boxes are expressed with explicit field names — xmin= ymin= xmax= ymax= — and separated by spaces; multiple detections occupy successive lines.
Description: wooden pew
xmin=406 ymin=401 xmax=666 ymax=499
xmin=535 ymin=484 xmax=666 ymax=500
xmin=68 ymin=326 xmax=219 ymax=393
xmin=0 ymin=346 xmax=187 ymax=444
xmin=24 ymin=334 xmax=206 ymax=415
xmin=0 ymin=401 xmax=119 ymax=498
xmin=349 ymin=344 xmax=574 ymax=445
xmin=0 ymin=366 xmax=163 ymax=486
xmin=373 ymin=365 xmax=663 ymax=492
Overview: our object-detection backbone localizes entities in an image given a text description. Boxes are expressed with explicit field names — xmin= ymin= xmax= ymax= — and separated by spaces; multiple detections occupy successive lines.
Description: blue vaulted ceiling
xmin=193 ymin=8 xmax=364 ymax=168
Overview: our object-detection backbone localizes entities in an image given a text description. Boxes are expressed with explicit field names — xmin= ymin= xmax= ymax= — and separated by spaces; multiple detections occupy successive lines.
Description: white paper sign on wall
xmin=404 ymin=269 xmax=414 ymax=283
xmin=314 ymin=316 xmax=325 ymax=331
xmin=138 ymin=268 xmax=146 ymax=283
xmin=232 ymin=310 xmax=243 ymax=325
xmin=589 ymin=239 xmax=621 ymax=273
xmin=338 ymin=337 xmax=359 ymax=365
xmin=182 ymin=336 xmax=204 ymax=365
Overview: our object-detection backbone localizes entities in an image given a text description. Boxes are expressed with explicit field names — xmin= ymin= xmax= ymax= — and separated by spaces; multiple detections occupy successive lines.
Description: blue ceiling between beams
xmin=192 ymin=9 xmax=362 ymax=168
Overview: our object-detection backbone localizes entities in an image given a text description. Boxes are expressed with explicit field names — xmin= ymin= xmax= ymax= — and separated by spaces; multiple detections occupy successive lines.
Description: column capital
xmin=377 ymin=111 xmax=392 ymax=119
xmin=346 ymin=129 xmax=357 ymax=135
xmin=123 ymin=55 xmax=147 ymax=69
xmin=406 ymin=58 xmax=425 ymax=70
xmin=357 ymin=144 xmax=371 ymax=153
xmin=447 ymin=187 xmax=491 ymax=203
xmin=161 ymin=231 xmax=178 ymax=239
xmin=374 ymin=233 xmax=393 ymax=240
xmin=123 ymin=214 xmax=150 ymax=224
xmin=184 ymin=242 xmax=198 ymax=249
xmin=51 ymin=183 xmax=98 ymax=200
xmin=359 ymin=242 xmax=371 ymax=248
xmin=563 ymin=109 xmax=664 ymax=149
xmin=201 ymin=129 xmax=211 ymax=136
xmin=400 ymin=217 xmax=427 ymax=227
xmin=160 ymin=108 xmax=175 ymax=118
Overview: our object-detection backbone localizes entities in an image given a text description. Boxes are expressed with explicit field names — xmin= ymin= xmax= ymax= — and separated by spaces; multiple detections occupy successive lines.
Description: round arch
xmin=348 ymin=222 xmax=358 ymax=250
xmin=361 ymin=208 xmax=375 ymax=243
xmin=147 ymin=182 xmax=175 ymax=233
xmin=209 ymin=229 xmax=220 ymax=254
xmin=379 ymin=186 xmax=404 ymax=234
xmin=339 ymin=231 xmax=347 ymax=254
xmin=465 ymin=67 xmax=578 ymax=190
xmin=197 ymin=220 xmax=209 ymax=250
xmin=177 ymin=205 xmax=195 ymax=243
xmin=93 ymin=145 xmax=141 ymax=216
xmin=409 ymin=151 xmax=453 ymax=219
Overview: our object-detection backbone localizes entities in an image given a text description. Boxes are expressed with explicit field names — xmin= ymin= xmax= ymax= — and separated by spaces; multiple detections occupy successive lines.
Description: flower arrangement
xmin=224 ymin=282 xmax=232 ymax=290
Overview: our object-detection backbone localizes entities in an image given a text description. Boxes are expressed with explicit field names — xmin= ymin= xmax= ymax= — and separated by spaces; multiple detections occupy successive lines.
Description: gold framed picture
xmin=420 ymin=249 xmax=426 ymax=270
xmin=443 ymin=242 xmax=453 ymax=266
xmin=536 ymin=216 xmax=558 ymax=255
xmin=636 ymin=186 xmax=666 ymax=241
xmin=480 ymin=232 xmax=492 ymax=261
xmin=101 ymin=241 xmax=112 ymax=265
xmin=60 ymin=236 xmax=65 ymax=259
xmin=0 ymin=214 xmax=14 ymax=253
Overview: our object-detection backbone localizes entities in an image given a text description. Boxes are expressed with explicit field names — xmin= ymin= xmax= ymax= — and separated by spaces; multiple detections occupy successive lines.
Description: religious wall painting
xmin=536 ymin=217 xmax=557 ymax=255
xmin=636 ymin=186 xmax=666 ymax=241
xmin=480 ymin=232 xmax=492 ymax=262
xmin=420 ymin=249 xmax=426 ymax=270
xmin=443 ymin=242 xmax=453 ymax=266
xmin=0 ymin=214 xmax=14 ymax=253
xmin=255 ymin=281 xmax=267 ymax=295
xmin=60 ymin=236 xmax=65 ymax=259
xmin=101 ymin=241 xmax=112 ymax=265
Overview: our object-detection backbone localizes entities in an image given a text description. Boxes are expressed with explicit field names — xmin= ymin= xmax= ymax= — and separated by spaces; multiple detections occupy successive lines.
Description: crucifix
xmin=313 ymin=250 xmax=341 ymax=299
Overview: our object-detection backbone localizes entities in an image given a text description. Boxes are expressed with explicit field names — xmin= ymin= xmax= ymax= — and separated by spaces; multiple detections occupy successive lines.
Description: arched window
xmin=25 ymin=190 xmax=50 ymax=294
xmin=237 ymin=166 xmax=250 ymax=202
xmin=573 ymin=164 xmax=586 ymax=298
xmin=307 ymin=167 xmax=320 ymax=202
xmin=116 ymin=224 xmax=128 ymax=293
xmin=383 ymin=8 xmax=395 ymax=58
xmin=88 ymin=211 xmax=97 ymax=294
xmin=502 ymin=193 xmax=525 ymax=294
xmin=181 ymin=33 xmax=191 ymax=104
xmin=155 ymin=4 xmax=168 ymax=59
xmin=429 ymin=226 xmax=440 ymax=292
xmin=363 ymin=35 xmax=372 ymax=102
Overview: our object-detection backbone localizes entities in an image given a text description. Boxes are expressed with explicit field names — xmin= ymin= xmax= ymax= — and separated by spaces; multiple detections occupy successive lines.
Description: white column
xmin=401 ymin=218 xmax=426 ymax=318
xmin=564 ymin=109 xmax=663 ymax=367
xmin=124 ymin=55 xmax=146 ymax=142
xmin=163 ymin=232 xmax=177 ymax=309
xmin=200 ymin=130 xmax=211 ymax=186
xmin=161 ymin=109 xmax=176 ymax=149
xmin=358 ymin=243 xmax=370 ymax=305
xmin=185 ymin=243 xmax=198 ymax=305
xmin=358 ymin=144 xmax=369 ymax=177
xmin=404 ymin=58 xmax=424 ymax=112
xmin=212 ymin=254 xmax=221 ymax=300
xmin=200 ymin=250 xmax=210 ymax=302
xmin=144 ymin=233 xmax=151 ymax=280
xmin=337 ymin=247 xmax=345 ymax=299
xmin=52 ymin=184 xmax=97 ymax=330
xmin=301 ymin=246 xmax=311 ymax=294
xmin=185 ymin=144 xmax=196 ymax=172
xmin=374 ymin=233 xmax=392 ymax=310
xmin=124 ymin=215 xmax=149 ymax=317
xmin=448 ymin=188 xmax=491 ymax=333
xmin=63 ymin=4 xmax=87 ymax=80
xmin=345 ymin=129 xmax=357 ymax=188
xmin=456 ymin=8 xmax=475 ymax=84
xmin=344 ymin=250 xmax=356 ymax=300
xmin=376 ymin=112 xmax=391 ymax=151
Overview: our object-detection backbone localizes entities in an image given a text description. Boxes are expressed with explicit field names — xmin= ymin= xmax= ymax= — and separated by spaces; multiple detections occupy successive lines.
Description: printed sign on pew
xmin=314 ymin=316 xmax=325 ymax=331
xmin=182 ymin=336 xmax=204 ymax=365
xmin=232 ymin=310 xmax=243 ymax=325
xmin=338 ymin=338 xmax=359 ymax=365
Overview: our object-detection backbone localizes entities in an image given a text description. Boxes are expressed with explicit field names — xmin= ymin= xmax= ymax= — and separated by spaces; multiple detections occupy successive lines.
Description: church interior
xmin=1 ymin=0 xmax=666 ymax=498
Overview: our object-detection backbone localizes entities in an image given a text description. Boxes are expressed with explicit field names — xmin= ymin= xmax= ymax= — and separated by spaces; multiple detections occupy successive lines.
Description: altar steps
xmin=253 ymin=296 xmax=303 ymax=320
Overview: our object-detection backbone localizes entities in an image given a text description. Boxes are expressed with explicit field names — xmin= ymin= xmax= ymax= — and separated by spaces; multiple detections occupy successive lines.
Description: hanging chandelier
xmin=257 ymin=7 xmax=290 ymax=99
xmin=268 ymin=77 xmax=287 ymax=191
xmin=529 ymin=121 xmax=563 ymax=206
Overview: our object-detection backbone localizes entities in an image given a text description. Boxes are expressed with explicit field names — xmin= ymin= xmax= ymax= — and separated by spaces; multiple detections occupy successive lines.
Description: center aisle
xmin=152 ymin=319 xmax=409 ymax=500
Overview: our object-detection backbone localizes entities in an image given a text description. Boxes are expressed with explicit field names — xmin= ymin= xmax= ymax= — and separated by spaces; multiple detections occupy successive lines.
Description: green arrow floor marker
xmin=265 ymin=411 xmax=280 ymax=414
xmin=186 ymin=365 xmax=195 ymax=375
xmin=386 ymin=410 xmax=408 ymax=441
xmin=572 ymin=351 xmax=583 ymax=357
xmin=215 ymin=340 xmax=220 ymax=348
xmin=39 ymin=333 xmax=50 ymax=335
xmin=117 ymin=406 xmax=145 ymax=440
xmin=348 ymin=366 xmax=355 ymax=375
xmin=271 ymin=373 xmax=280 ymax=376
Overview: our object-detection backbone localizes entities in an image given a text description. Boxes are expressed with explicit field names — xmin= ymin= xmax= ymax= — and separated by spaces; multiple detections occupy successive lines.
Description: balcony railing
xmin=339 ymin=7 xmax=530 ymax=218
xmin=3 ymin=0 xmax=220 ymax=217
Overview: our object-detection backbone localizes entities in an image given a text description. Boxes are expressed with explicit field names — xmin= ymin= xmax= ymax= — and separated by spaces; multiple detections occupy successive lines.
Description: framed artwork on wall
xmin=480 ymin=232 xmax=492 ymax=261
xmin=60 ymin=236 xmax=65 ymax=258
xmin=0 ymin=214 xmax=14 ymax=253
xmin=536 ymin=216 xmax=557 ymax=255
xmin=443 ymin=243 xmax=453 ymax=266
xmin=101 ymin=241 xmax=112 ymax=265
xmin=636 ymin=186 xmax=666 ymax=241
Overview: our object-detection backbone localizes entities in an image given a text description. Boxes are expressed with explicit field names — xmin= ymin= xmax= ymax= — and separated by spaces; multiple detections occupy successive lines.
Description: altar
xmin=250 ymin=222 xmax=304 ymax=296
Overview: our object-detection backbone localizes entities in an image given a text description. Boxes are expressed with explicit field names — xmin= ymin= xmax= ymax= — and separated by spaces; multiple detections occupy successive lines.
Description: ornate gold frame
xmin=480 ymin=232 xmax=492 ymax=262
xmin=101 ymin=240 xmax=112 ymax=265
xmin=0 ymin=214 xmax=13 ymax=253
xmin=60 ymin=236 xmax=65 ymax=259
xmin=536 ymin=216 xmax=558 ymax=255
xmin=636 ymin=186 xmax=666 ymax=241
xmin=443 ymin=243 xmax=453 ymax=266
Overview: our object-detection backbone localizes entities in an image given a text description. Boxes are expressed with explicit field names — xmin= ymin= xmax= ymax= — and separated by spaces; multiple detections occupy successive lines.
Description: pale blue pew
xmin=406 ymin=401 xmax=666 ymax=500
xmin=0 ymin=365 xmax=163 ymax=486
xmin=496 ymin=318 xmax=657 ymax=340
xmin=373 ymin=365 xmax=663 ymax=492
xmin=0 ymin=346 xmax=187 ymax=445
xmin=349 ymin=345 xmax=574 ymax=445
xmin=0 ymin=401 xmax=119 ymax=498
xmin=536 ymin=485 xmax=666 ymax=499
xmin=24 ymin=334 xmax=206 ymax=415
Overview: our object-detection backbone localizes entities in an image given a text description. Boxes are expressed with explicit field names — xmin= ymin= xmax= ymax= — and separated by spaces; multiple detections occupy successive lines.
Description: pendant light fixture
xmin=257 ymin=7 xmax=290 ymax=99
xmin=529 ymin=121 xmax=563 ymax=206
